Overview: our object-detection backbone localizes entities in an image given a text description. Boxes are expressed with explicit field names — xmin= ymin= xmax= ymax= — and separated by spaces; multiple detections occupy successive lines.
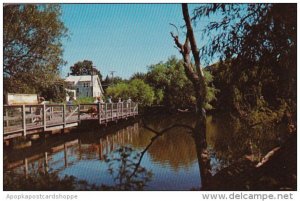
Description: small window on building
xmin=76 ymin=88 xmax=79 ymax=93
xmin=87 ymin=92 xmax=89 ymax=96
xmin=83 ymin=82 xmax=89 ymax=88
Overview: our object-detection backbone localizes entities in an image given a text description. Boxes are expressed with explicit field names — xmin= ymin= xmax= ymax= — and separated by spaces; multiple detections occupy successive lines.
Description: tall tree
xmin=145 ymin=57 xmax=217 ymax=110
xmin=69 ymin=60 xmax=103 ymax=81
xmin=106 ymin=79 xmax=155 ymax=106
xmin=182 ymin=3 xmax=296 ymax=188
xmin=193 ymin=4 xmax=296 ymax=129
xmin=102 ymin=75 xmax=124 ymax=88
xmin=4 ymin=4 xmax=67 ymax=100
xmin=171 ymin=4 xmax=211 ymax=186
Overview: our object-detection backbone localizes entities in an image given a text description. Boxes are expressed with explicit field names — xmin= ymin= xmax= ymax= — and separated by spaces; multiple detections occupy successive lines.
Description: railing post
xmin=22 ymin=105 xmax=26 ymax=136
xmin=50 ymin=106 xmax=53 ymax=120
xmin=137 ymin=103 xmax=139 ymax=115
xmin=129 ymin=102 xmax=131 ymax=116
xmin=116 ymin=103 xmax=119 ymax=119
xmin=29 ymin=106 xmax=33 ymax=122
xmin=5 ymin=109 xmax=9 ymax=127
xmin=63 ymin=104 xmax=66 ymax=128
xmin=43 ymin=104 xmax=46 ymax=131
xmin=121 ymin=102 xmax=123 ymax=118
xmin=118 ymin=103 xmax=121 ymax=118
xmin=126 ymin=102 xmax=128 ymax=117
xmin=111 ymin=103 xmax=113 ymax=121
xmin=105 ymin=103 xmax=108 ymax=122
xmin=98 ymin=103 xmax=101 ymax=124
xmin=78 ymin=104 xmax=81 ymax=123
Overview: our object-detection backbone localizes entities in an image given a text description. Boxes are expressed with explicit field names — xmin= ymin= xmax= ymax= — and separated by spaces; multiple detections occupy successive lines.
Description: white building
xmin=65 ymin=75 xmax=104 ymax=100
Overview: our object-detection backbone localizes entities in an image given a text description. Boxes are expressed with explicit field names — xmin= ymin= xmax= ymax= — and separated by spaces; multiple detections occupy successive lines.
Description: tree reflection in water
xmin=4 ymin=146 xmax=153 ymax=191
xmin=4 ymin=170 xmax=99 ymax=191
xmin=137 ymin=114 xmax=293 ymax=190
xmin=101 ymin=146 xmax=152 ymax=190
xmin=206 ymin=115 xmax=283 ymax=164
xmin=147 ymin=128 xmax=197 ymax=171
xmin=4 ymin=113 xmax=290 ymax=190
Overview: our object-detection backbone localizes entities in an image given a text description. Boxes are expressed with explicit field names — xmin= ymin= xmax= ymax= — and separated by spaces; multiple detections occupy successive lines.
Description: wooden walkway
xmin=3 ymin=102 xmax=138 ymax=140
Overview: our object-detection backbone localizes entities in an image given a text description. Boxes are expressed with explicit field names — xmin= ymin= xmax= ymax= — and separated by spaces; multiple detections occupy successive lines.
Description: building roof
xmin=65 ymin=75 xmax=96 ymax=83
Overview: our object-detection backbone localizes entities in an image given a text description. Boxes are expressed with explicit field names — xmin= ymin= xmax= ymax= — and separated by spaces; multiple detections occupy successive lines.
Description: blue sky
xmin=60 ymin=4 xmax=205 ymax=79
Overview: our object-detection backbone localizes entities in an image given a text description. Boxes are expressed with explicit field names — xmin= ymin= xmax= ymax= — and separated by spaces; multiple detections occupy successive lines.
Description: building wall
xmin=75 ymin=81 xmax=103 ymax=98
xmin=93 ymin=78 xmax=102 ymax=97
xmin=76 ymin=81 xmax=90 ymax=98
xmin=66 ymin=75 xmax=104 ymax=99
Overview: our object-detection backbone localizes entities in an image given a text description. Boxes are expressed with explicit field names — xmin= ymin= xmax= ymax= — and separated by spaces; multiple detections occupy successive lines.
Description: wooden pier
xmin=3 ymin=102 xmax=138 ymax=140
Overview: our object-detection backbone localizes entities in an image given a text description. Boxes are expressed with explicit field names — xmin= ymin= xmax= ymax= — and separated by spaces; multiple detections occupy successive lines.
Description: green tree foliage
xmin=102 ymin=75 xmax=124 ymax=90
xmin=106 ymin=82 xmax=130 ymax=100
xmin=4 ymin=4 xmax=67 ymax=101
xmin=193 ymin=4 xmax=296 ymax=126
xmin=203 ymin=70 xmax=219 ymax=110
xmin=129 ymin=79 xmax=155 ymax=106
xmin=145 ymin=57 xmax=217 ymax=110
xmin=130 ymin=72 xmax=147 ymax=81
xmin=106 ymin=79 xmax=155 ymax=106
xmin=144 ymin=62 xmax=169 ymax=105
xmin=39 ymin=79 xmax=66 ymax=103
xmin=69 ymin=60 xmax=103 ymax=81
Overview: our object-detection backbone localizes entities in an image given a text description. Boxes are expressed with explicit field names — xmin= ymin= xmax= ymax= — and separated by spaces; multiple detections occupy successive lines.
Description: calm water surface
xmin=4 ymin=113 xmax=280 ymax=190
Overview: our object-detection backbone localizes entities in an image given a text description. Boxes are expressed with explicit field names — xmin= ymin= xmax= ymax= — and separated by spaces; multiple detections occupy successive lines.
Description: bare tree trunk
xmin=171 ymin=3 xmax=211 ymax=188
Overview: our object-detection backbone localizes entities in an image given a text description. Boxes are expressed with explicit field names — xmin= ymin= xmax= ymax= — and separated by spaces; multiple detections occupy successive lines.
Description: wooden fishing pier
xmin=3 ymin=102 xmax=138 ymax=140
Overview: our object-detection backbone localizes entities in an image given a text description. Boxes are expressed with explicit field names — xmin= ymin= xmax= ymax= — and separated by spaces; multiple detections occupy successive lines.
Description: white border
xmin=0 ymin=1 xmax=299 ymax=201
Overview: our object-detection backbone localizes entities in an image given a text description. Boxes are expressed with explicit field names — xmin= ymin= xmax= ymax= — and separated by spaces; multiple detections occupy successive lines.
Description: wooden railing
xmin=3 ymin=102 xmax=138 ymax=138
xmin=78 ymin=102 xmax=138 ymax=124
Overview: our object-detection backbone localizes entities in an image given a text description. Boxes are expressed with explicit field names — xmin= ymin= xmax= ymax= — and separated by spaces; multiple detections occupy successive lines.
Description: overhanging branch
xmin=129 ymin=118 xmax=194 ymax=178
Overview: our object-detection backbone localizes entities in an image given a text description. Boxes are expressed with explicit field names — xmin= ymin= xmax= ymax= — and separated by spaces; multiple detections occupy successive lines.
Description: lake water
xmin=3 ymin=113 xmax=281 ymax=190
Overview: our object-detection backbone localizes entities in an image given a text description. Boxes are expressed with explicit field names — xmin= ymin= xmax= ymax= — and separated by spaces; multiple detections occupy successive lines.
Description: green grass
xmin=73 ymin=97 xmax=95 ymax=104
